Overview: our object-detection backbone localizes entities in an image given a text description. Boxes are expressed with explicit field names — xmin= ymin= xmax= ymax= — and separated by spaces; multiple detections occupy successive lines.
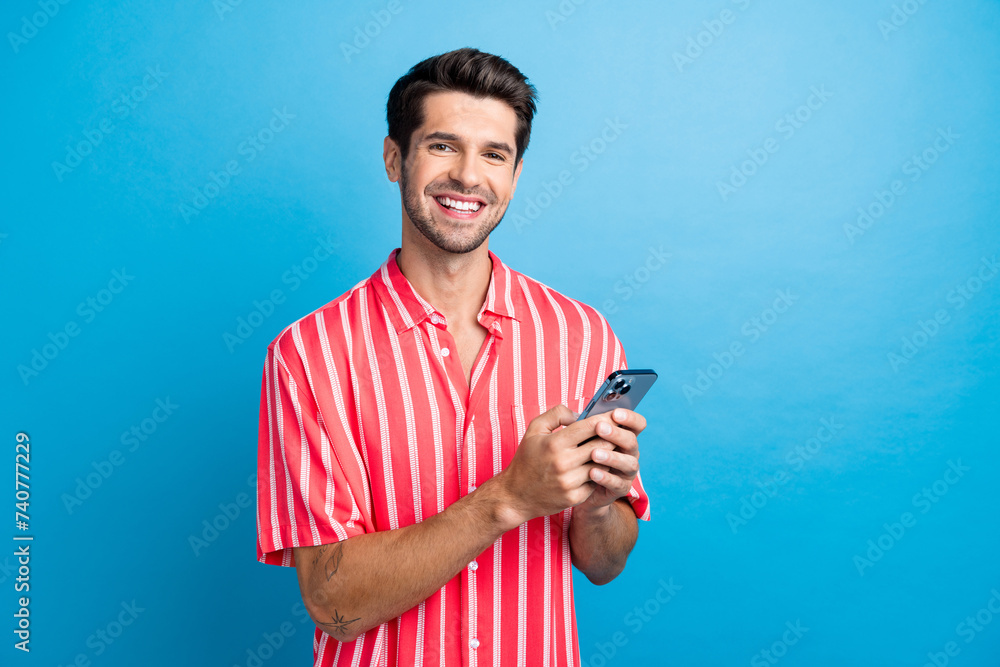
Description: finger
xmin=588 ymin=465 xmax=632 ymax=496
xmin=548 ymin=414 xmax=602 ymax=449
xmin=563 ymin=437 xmax=614 ymax=469
xmin=610 ymin=408 xmax=646 ymax=435
xmin=565 ymin=463 xmax=601 ymax=493
xmin=591 ymin=419 xmax=639 ymax=457
xmin=555 ymin=412 xmax=622 ymax=449
xmin=526 ymin=404 xmax=578 ymax=436
xmin=590 ymin=448 xmax=638 ymax=480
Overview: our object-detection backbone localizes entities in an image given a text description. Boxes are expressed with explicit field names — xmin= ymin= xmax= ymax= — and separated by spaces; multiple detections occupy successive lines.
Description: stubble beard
xmin=399 ymin=166 xmax=509 ymax=255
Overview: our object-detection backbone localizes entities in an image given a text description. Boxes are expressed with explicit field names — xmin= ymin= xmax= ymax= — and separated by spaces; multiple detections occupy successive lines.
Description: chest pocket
xmin=503 ymin=399 xmax=588 ymax=537
xmin=504 ymin=398 xmax=588 ymax=470
xmin=505 ymin=404 xmax=539 ymax=471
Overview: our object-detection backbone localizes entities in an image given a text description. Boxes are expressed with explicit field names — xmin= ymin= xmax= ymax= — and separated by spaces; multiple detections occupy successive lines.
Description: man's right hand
xmin=487 ymin=404 xmax=617 ymax=529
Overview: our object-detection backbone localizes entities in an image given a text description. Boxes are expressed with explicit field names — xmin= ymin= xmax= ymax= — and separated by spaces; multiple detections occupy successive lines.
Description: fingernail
xmin=598 ymin=422 xmax=612 ymax=436
xmin=593 ymin=449 xmax=608 ymax=461
xmin=593 ymin=469 xmax=604 ymax=481
xmin=614 ymin=408 xmax=626 ymax=420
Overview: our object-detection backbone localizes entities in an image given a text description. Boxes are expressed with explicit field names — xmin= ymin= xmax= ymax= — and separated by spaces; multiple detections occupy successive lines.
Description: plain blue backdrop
xmin=3 ymin=1 xmax=999 ymax=665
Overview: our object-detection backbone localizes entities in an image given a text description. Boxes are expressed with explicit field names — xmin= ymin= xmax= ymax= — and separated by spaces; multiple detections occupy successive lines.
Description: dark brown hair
xmin=386 ymin=47 xmax=539 ymax=167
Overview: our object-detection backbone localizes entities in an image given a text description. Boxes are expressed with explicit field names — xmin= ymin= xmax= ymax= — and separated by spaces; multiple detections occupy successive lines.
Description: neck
xmin=396 ymin=235 xmax=492 ymax=327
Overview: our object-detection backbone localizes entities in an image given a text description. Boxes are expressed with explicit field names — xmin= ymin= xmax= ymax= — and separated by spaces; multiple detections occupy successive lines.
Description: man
xmin=256 ymin=47 xmax=651 ymax=667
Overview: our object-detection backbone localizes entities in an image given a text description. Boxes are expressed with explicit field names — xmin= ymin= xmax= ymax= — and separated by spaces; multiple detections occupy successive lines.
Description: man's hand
xmin=567 ymin=407 xmax=646 ymax=585
xmin=577 ymin=407 xmax=645 ymax=515
xmin=492 ymin=404 xmax=644 ymax=526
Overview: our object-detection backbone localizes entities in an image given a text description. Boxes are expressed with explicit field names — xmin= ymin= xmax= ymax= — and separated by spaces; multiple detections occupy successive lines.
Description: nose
xmin=448 ymin=149 xmax=484 ymax=191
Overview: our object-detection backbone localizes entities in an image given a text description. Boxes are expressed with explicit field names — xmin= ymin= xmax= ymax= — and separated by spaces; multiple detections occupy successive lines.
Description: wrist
xmin=573 ymin=496 xmax=614 ymax=523
xmin=476 ymin=474 xmax=528 ymax=533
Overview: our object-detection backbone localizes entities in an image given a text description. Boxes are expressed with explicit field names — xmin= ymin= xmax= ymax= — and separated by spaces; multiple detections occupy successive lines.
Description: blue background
xmin=3 ymin=0 xmax=999 ymax=665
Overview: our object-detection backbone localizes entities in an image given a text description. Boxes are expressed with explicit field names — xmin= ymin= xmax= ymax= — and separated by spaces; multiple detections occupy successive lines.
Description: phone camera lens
xmin=612 ymin=379 xmax=626 ymax=392
xmin=619 ymin=383 xmax=631 ymax=395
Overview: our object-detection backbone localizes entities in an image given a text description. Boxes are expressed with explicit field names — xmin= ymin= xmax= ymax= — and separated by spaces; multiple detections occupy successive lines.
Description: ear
xmin=383 ymin=136 xmax=402 ymax=183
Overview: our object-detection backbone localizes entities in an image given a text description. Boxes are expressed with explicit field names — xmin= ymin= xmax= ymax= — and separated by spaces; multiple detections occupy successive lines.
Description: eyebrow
xmin=421 ymin=131 xmax=514 ymax=157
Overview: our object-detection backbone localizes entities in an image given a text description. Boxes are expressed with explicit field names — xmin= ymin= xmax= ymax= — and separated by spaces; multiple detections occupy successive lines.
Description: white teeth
xmin=437 ymin=196 xmax=481 ymax=212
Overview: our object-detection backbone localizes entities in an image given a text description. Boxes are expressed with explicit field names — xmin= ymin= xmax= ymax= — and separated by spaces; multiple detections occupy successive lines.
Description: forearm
xmin=297 ymin=476 xmax=519 ymax=642
xmin=569 ymin=497 xmax=638 ymax=585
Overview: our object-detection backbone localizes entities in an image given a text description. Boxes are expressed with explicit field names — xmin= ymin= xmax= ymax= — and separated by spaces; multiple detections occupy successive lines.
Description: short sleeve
xmin=602 ymin=322 xmax=652 ymax=522
xmin=256 ymin=339 xmax=374 ymax=567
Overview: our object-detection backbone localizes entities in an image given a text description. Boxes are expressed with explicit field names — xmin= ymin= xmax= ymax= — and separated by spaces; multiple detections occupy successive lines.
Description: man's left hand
xmin=577 ymin=408 xmax=645 ymax=514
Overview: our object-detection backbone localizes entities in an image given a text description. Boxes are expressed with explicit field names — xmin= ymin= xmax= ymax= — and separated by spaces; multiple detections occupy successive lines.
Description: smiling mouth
xmin=434 ymin=195 xmax=484 ymax=216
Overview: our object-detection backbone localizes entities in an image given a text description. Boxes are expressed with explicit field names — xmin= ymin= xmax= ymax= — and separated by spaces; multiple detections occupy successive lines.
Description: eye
xmin=429 ymin=143 xmax=453 ymax=152
xmin=485 ymin=152 xmax=505 ymax=161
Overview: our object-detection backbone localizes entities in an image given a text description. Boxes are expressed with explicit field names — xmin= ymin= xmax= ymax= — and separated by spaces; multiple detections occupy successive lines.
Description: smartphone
xmin=577 ymin=369 xmax=657 ymax=420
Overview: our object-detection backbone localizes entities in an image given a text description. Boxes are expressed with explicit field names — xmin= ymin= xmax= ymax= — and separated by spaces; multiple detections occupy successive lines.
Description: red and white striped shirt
xmin=256 ymin=248 xmax=651 ymax=667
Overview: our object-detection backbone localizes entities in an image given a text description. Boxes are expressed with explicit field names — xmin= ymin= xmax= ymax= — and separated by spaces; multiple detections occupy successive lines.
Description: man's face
xmin=387 ymin=90 xmax=523 ymax=255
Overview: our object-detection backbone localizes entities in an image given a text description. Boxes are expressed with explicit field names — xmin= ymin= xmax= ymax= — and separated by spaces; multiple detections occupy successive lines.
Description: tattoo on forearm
xmin=311 ymin=545 xmax=328 ymax=567
xmin=318 ymin=609 xmax=361 ymax=637
xmin=324 ymin=542 xmax=345 ymax=581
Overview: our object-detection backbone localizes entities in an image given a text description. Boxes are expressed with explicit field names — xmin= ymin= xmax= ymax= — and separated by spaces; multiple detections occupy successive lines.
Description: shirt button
xmin=469 ymin=560 xmax=478 ymax=571
xmin=430 ymin=314 xmax=443 ymax=325
xmin=470 ymin=638 xmax=480 ymax=649
xmin=441 ymin=347 xmax=450 ymax=357
xmin=469 ymin=485 xmax=476 ymax=492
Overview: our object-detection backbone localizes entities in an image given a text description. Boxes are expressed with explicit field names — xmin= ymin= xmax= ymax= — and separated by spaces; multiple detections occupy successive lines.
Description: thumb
xmin=526 ymin=404 xmax=578 ymax=436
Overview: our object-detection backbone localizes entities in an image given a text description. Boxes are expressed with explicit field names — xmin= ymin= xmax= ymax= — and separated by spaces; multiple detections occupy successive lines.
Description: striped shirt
xmin=256 ymin=248 xmax=651 ymax=667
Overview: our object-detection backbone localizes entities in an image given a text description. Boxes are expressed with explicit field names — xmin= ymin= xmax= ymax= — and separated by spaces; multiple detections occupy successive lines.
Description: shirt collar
xmin=370 ymin=248 xmax=522 ymax=335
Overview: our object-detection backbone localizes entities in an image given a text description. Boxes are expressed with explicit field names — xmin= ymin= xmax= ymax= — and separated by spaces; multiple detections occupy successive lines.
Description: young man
xmin=256 ymin=47 xmax=651 ymax=667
